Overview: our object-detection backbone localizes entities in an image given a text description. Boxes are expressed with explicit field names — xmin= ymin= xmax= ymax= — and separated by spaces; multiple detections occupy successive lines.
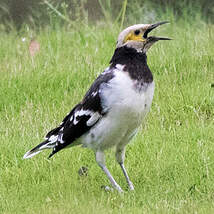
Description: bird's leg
xmin=116 ymin=147 xmax=134 ymax=191
xmin=95 ymin=150 xmax=123 ymax=192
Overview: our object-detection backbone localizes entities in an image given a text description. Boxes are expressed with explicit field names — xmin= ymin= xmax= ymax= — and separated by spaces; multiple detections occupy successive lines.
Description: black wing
xmin=47 ymin=68 xmax=115 ymax=158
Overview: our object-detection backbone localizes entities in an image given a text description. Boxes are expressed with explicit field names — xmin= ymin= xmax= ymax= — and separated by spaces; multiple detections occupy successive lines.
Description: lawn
xmin=0 ymin=18 xmax=214 ymax=213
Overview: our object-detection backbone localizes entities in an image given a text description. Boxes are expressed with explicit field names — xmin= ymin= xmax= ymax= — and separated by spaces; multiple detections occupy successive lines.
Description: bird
xmin=23 ymin=21 xmax=170 ymax=192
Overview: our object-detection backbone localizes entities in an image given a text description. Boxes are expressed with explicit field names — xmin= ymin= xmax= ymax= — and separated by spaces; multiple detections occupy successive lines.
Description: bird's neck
xmin=109 ymin=46 xmax=153 ymax=83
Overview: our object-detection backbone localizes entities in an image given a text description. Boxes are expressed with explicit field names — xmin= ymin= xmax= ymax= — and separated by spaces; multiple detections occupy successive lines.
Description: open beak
xmin=143 ymin=21 xmax=171 ymax=41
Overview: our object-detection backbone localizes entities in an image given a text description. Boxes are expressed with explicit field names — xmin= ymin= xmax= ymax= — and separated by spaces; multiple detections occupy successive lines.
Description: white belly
xmin=81 ymin=71 xmax=155 ymax=151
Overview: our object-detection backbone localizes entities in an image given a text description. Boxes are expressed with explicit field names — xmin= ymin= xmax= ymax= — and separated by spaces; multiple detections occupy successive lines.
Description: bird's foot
xmin=115 ymin=185 xmax=124 ymax=193
xmin=101 ymin=185 xmax=123 ymax=193
xmin=128 ymin=181 xmax=134 ymax=191
xmin=112 ymin=183 xmax=124 ymax=193
xmin=101 ymin=185 xmax=113 ymax=192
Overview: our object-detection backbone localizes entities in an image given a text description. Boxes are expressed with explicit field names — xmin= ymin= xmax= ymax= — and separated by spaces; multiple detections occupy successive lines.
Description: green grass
xmin=0 ymin=19 xmax=214 ymax=213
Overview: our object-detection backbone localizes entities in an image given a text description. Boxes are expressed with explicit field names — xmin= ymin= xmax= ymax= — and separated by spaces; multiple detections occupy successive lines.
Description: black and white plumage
xmin=23 ymin=22 xmax=170 ymax=192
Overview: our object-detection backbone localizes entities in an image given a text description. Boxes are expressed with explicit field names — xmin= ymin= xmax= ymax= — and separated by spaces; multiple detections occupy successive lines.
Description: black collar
xmin=110 ymin=46 xmax=153 ymax=84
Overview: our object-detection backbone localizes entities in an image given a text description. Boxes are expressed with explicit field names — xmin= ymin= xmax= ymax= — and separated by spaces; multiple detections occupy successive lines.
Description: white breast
xmin=101 ymin=68 xmax=154 ymax=118
xmin=81 ymin=66 xmax=155 ymax=151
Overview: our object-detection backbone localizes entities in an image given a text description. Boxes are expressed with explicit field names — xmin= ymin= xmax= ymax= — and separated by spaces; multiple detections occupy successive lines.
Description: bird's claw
xmin=128 ymin=181 xmax=134 ymax=191
xmin=101 ymin=185 xmax=123 ymax=193
xmin=101 ymin=185 xmax=113 ymax=192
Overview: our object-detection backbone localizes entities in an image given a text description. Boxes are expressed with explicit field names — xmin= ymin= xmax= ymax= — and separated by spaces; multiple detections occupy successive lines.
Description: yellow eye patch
xmin=124 ymin=31 xmax=145 ymax=43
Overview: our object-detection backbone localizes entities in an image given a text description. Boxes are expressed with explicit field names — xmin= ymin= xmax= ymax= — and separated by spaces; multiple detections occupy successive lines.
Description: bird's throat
xmin=110 ymin=46 xmax=153 ymax=84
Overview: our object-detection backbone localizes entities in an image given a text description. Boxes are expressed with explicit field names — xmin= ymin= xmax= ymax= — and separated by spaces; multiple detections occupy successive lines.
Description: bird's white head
xmin=116 ymin=21 xmax=171 ymax=53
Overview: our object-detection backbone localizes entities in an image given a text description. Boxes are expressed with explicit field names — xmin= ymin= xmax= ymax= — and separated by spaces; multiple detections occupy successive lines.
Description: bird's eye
xmin=134 ymin=30 xmax=140 ymax=35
